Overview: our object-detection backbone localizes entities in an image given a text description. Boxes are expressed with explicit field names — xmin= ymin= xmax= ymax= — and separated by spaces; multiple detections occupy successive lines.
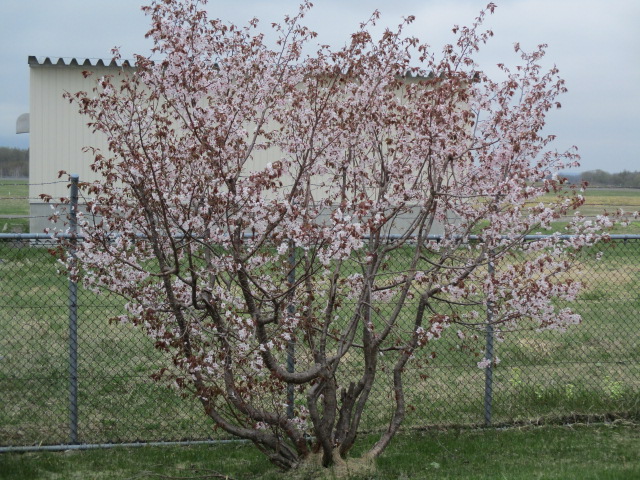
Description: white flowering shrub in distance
xmin=58 ymin=0 xmax=612 ymax=472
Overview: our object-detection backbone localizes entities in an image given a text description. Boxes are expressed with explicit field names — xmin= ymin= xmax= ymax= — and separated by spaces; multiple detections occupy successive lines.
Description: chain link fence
xmin=1 ymin=234 xmax=638 ymax=450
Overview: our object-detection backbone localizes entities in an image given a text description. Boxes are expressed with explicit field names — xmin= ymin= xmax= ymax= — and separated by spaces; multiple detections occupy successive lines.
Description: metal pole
xmin=286 ymin=240 xmax=295 ymax=419
xmin=483 ymin=256 xmax=495 ymax=426
xmin=68 ymin=174 xmax=79 ymax=444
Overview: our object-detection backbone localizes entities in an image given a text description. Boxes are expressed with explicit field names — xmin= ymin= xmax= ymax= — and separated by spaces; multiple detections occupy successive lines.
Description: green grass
xmin=1 ymin=239 xmax=639 ymax=447
xmin=0 ymin=246 xmax=217 ymax=446
xmin=0 ymin=179 xmax=29 ymax=232
xmin=1 ymin=190 xmax=639 ymax=448
xmin=1 ymin=423 xmax=639 ymax=479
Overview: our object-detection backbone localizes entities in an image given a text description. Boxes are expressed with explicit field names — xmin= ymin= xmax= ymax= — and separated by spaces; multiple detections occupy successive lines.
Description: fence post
xmin=483 ymin=255 xmax=495 ymax=426
xmin=286 ymin=240 xmax=296 ymax=419
xmin=68 ymin=174 xmax=79 ymax=444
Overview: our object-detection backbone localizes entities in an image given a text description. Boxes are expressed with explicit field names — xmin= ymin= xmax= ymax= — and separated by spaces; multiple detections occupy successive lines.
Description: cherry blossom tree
xmin=61 ymin=0 xmax=610 ymax=472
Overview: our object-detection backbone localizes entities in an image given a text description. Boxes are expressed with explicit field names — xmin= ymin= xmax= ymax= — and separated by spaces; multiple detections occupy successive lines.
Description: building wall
xmin=27 ymin=58 xmax=447 ymax=235
xmin=27 ymin=58 xmax=279 ymax=233
xmin=28 ymin=58 xmax=121 ymax=232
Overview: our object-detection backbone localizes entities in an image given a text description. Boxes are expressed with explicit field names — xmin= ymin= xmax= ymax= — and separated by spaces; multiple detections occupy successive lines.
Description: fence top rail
xmin=2 ymin=233 xmax=640 ymax=241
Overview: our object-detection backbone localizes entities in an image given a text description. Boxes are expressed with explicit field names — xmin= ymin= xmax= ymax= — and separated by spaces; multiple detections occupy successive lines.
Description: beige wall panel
xmin=27 ymin=62 xmax=445 ymax=234
xmin=29 ymin=65 xmax=116 ymax=203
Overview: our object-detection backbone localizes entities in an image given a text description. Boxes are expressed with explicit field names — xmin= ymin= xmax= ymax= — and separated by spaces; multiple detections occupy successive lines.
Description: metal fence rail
xmin=1 ymin=234 xmax=638 ymax=451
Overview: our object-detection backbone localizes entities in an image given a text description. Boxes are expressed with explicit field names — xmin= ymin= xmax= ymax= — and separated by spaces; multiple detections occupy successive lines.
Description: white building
xmin=23 ymin=57 xmax=134 ymax=233
xmin=22 ymin=56 xmax=448 ymax=235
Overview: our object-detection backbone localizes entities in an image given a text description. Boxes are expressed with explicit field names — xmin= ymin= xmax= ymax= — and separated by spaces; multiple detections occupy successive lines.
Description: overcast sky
xmin=1 ymin=0 xmax=638 ymax=172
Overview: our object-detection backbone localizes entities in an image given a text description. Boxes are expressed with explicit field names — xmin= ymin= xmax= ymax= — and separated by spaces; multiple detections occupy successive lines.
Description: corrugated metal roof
xmin=28 ymin=56 xmax=134 ymax=68
xmin=26 ymin=56 xmax=463 ymax=83
xmin=27 ymin=56 xmax=429 ymax=78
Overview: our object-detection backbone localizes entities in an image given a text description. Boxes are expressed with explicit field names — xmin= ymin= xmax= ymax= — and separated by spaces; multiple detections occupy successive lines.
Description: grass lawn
xmin=1 ymin=238 xmax=639 ymax=447
xmin=1 ymin=423 xmax=638 ymax=479
xmin=1 ymin=186 xmax=639 ymax=449
xmin=0 ymin=244 xmax=215 ymax=446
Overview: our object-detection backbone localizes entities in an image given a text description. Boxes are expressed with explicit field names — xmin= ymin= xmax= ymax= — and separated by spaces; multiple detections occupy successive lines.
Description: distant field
xmin=0 ymin=179 xmax=29 ymax=233
xmin=536 ymin=187 xmax=640 ymax=234
xmin=2 ymin=180 xmax=639 ymax=234
xmin=575 ymin=187 xmax=640 ymax=214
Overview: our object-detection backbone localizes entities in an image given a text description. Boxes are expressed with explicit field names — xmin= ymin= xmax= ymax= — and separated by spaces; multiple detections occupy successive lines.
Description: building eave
xmin=28 ymin=56 xmax=135 ymax=68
